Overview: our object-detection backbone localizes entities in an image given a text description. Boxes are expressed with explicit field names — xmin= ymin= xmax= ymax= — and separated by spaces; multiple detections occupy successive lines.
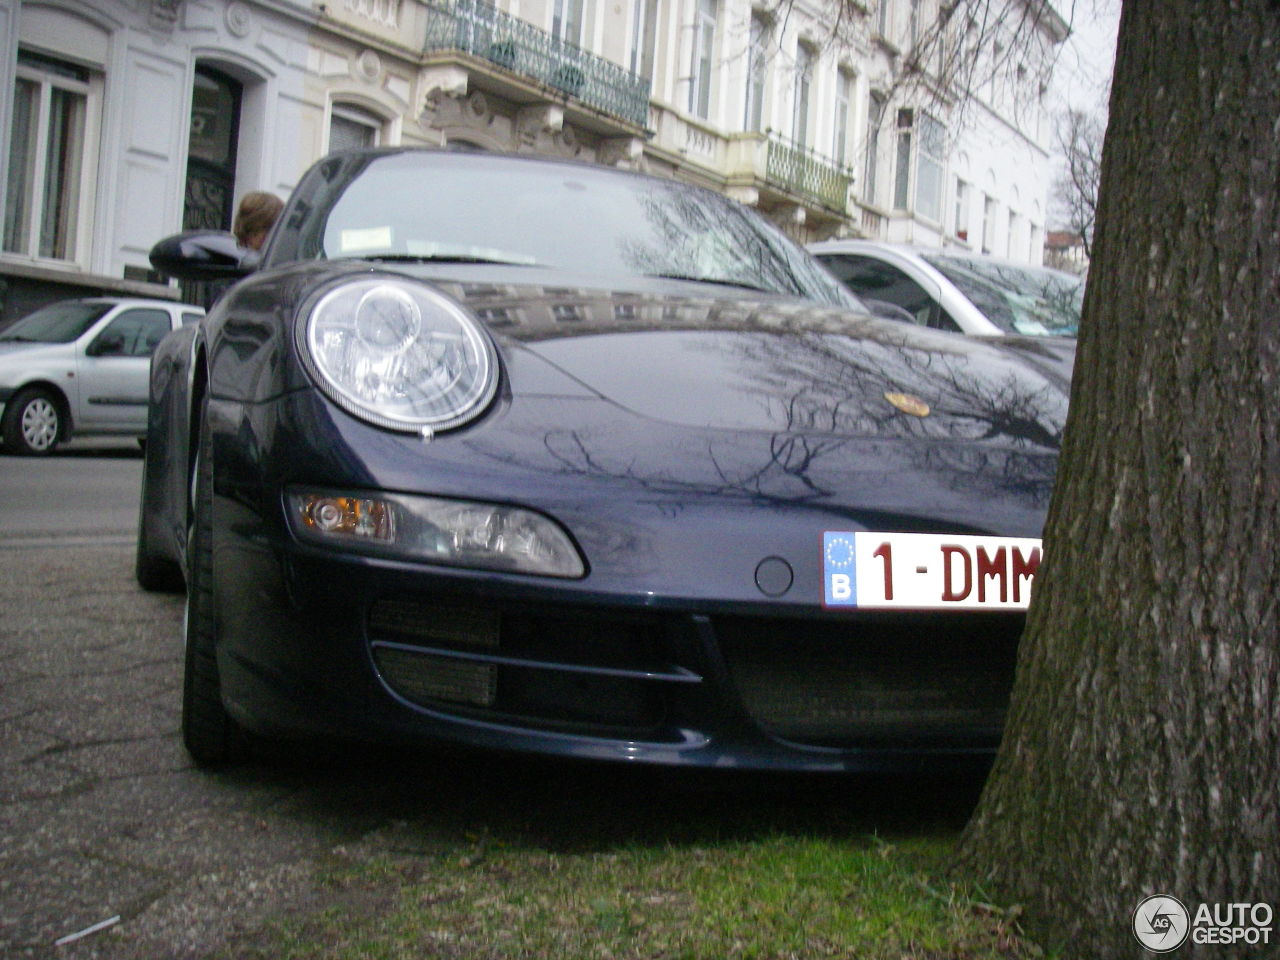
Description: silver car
xmin=807 ymin=239 xmax=1082 ymax=338
xmin=0 ymin=297 xmax=204 ymax=454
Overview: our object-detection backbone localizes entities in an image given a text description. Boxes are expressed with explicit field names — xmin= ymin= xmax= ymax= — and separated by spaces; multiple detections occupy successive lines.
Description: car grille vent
xmin=714 ymin=613 xmax=1021 ymax=749
xmin=370 ymin=599 xmax=499 ymax=649
xmin=368 ymin=598 xmax=696 ymax=738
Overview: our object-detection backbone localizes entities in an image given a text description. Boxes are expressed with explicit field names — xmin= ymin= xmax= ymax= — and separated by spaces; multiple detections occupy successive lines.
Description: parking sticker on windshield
xmin=340 ymin=226 xmax=393 ymax=252
xmin=823 ymin=531 xmax=1042 ymax=610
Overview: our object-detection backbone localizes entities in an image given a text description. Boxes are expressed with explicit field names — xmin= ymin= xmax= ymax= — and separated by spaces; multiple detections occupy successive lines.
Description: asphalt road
xmin=0 ymin=445 xmax=985 ymax=959
xmin=0 ymin=438 xmax=143 ymax=541
xmin=0 ymin=441 xmax=381 ymax=957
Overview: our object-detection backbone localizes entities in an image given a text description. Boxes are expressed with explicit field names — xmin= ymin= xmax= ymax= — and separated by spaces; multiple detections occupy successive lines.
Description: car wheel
xmin=2 ymin=387 xmax=62 ymax=455
xmin=135 ymin=437 xmax=184 ymax=593
xmin=181 ymin=406 xmax=242 ymax=765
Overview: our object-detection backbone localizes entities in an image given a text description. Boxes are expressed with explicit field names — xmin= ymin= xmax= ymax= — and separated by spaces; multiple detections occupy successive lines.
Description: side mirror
xmin=149 ymin=231 xmax=260 ymax=281
xmin=87 ymin=332 xmax=127 ymax=357
xmin=862 ymin=298 xmax=920 ymax=326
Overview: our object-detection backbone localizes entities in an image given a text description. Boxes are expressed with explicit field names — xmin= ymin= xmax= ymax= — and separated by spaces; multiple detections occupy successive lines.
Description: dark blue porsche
xmin=139 ymin=149 xmax=1065 ymax=771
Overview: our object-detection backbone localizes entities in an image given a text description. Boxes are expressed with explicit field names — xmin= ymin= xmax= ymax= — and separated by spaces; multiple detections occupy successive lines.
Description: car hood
xmin=431 ymin=279 xmax=1069 ymax=452
xmin=214 ymin=269 xmax=1063 ymax=561
xmin=0 ymin=341 xmax=71 ymax=359
xmin=0 ymin=340 xmax=74 ymax=375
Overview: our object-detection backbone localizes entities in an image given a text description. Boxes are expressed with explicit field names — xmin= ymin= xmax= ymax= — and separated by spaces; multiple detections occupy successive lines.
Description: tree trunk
xmin=957 ymin=3 xmax=1280 ymax=956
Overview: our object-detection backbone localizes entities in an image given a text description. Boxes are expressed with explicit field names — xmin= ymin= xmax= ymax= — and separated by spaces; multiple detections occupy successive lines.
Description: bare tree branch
xmin=1051 ymin=106 xmax=1104 ymax=257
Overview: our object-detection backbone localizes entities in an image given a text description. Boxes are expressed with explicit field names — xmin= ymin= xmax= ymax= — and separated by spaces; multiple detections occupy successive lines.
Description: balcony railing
xmin=423 ymin=0 xmax=651 ymax=130
xmin=765 ymin=134 xmax=852 ymax=213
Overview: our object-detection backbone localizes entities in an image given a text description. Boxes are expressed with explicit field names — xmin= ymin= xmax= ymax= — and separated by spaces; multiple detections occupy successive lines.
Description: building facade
xmin=0 ymin=0 xmax=1065 ymax=324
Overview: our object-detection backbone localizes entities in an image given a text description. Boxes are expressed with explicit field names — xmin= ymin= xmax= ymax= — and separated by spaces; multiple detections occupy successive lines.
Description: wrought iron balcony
xmin=423 ymin=1 xmax=651 ymax=130
xmin=765 ymin=135 xmax=852 ymax=214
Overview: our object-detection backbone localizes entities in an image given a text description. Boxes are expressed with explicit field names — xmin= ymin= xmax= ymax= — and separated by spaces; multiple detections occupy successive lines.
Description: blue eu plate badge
xmin=823 ymin=533 xmax=859 ymax=606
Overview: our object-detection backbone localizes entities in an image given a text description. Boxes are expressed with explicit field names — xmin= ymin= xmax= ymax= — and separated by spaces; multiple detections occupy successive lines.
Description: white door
xmin=75 ymin=308 xmax=173 ymax=432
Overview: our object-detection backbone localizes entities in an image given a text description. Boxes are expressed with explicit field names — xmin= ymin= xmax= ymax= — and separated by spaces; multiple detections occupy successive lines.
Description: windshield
xmin=921 ymin=253 xmax=1083 ymax=337
xmin=0 ymin=301 xmax=112 ymax=343
xmin=272 ymin=151 xmax=857 ymax=308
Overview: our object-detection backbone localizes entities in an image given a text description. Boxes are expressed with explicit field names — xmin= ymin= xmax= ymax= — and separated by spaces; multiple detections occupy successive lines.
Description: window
xmin=744 ymin=13 xmax=768 ymax=132
xmin=4 ymin=51 xmax=95 ymax=262
xmin=821 ymin=254 xmax=960 ymax=332
xmin=792 ymin=44 xmax=814 ymax=145
xmin=88 ymin=309 xmax=172 ymax=358
xmin=893 ymin=109 xmax=944 ymax=220
xmin=982 ymin=194 xmax=997 ymax=253
xmin=689 ymin=0 xmax=717 ymax=118
xmin=909 ymin=0 xmax=921 ymax=49
xmin=864 ymin=92 xmax=885 ymax=206
xmin=329 ymin=104 xmax=381 ymax=153
xmin=953 ymin=179 xmax=970 ymax=242
xmin=184 ymin=67 xmax=241 ymax=233
xmin=630 ymin=0 xmax=659 ymax=81
xmin=475 ymin=306 xmax=514 ymax=327
xmin=833 ymin=70 xmax=853 ymax=165
xmin=553 ymin=303 xmax=584 ymax=323
xmin=877 ymin=0 xmax=892 ymax=37
xmin=1007 ymin=210 xmax=1020 ymax=258
xmin=0 ymin=299 xmax=110 ymax=342
xmin=893 ymin=109 xmax=912 ymax=209
xmin=915 ymin=112 xmax=945 ymax=222
xmin=553 ymin=0 xmax=584 ymax=44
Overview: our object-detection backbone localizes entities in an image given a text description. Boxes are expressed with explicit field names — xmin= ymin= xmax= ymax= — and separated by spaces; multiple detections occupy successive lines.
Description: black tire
xmin=181 ymin=407 xmax=242 ymax=766
xmin=2 ymin=387 xmax=62 ymax=455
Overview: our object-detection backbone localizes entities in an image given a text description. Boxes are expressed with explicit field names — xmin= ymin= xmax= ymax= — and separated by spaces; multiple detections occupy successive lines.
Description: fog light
xmin=288 ymin=488 xmax=586 ymax=578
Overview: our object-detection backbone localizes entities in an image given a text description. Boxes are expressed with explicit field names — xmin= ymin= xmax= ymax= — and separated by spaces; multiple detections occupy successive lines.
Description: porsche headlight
xmin=299 ymin=277 xmax=498 ymax=433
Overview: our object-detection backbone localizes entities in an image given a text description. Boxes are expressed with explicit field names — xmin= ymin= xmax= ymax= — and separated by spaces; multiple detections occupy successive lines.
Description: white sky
xmin=1051 ymin=0 xmax=1121 ymax=114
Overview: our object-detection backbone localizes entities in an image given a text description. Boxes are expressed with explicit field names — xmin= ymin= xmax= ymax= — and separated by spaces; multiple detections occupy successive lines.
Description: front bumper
xmin=213 ymin=504 xmax=1021 ymax=773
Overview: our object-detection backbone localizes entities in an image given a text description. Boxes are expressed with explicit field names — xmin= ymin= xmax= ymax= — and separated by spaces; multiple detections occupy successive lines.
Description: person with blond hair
xmin=232 ymin=191 xmax=283 ymax=251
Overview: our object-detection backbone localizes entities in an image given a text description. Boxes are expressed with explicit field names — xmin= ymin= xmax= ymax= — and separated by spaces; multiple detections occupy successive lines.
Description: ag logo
xmin=1133 ymin=895 xmax=1190 ymax=953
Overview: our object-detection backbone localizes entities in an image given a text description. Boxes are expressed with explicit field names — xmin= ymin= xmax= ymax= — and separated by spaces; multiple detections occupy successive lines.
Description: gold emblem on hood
xmin=884 ymin=392 xmax=930 ymax=417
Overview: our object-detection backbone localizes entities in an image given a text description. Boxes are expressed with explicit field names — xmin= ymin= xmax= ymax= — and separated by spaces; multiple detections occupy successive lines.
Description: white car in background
xmin=807 ymin=239 xmax=1083 ymax=339
xmin=0 ymin=297 xmax=204 ymax=455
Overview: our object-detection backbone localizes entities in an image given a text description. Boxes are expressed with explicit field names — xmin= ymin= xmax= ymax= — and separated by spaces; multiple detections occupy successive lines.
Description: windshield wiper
xmin=645 ymin=272 xmax=772 ymax=293
xmin=0 ymin=335 xmax=39 ymax=343
xmin=363 ymin=253 xmax=543 ymax=267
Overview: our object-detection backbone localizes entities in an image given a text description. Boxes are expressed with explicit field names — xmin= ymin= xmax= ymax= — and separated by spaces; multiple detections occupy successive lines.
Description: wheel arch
xmin=186 ymin=344 xmax=211 ymax=529
xmin=7 ymin=380 xmax=75 ymax=437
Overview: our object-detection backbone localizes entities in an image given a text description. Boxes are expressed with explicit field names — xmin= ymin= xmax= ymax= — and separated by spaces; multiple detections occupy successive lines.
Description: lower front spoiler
xmin=210 ymin=540 xmax=1013 ymax=775
xmin=221 ymin=649 xmax=1001 ymax=775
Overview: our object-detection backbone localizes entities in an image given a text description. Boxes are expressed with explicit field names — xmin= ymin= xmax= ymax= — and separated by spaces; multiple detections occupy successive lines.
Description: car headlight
xmin=298 ymin=276 xmax=498 ymax=434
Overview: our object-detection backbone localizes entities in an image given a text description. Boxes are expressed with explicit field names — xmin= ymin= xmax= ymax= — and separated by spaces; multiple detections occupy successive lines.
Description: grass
xmin=217 ymin=757 xmax=1041 ymax=960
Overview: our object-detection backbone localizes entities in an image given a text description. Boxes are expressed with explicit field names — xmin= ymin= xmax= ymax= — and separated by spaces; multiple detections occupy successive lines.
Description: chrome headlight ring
xmin=296 ymin=275 xmax=499 ymax=435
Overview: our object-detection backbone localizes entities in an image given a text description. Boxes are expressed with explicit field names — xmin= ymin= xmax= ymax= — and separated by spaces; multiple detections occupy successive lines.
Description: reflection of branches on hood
xmin=708 ymin=322 xmax=1066 ymax=451
xmin=842 ymin=334 xmax=1067 ymax=449
xmin=524 ymin=414 xmax=1054 ymax=516
xmin=912 ymin=442 xmax=1058 ymax=509
xmin=537 ymin=428 xmax=842 ymax=508
xmin=896 ymin=350 xmax=1065 ymax=449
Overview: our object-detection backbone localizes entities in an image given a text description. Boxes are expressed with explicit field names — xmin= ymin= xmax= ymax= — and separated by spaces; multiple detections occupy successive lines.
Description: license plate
xmin=823 ymin=532 xmax=1042 ymax=610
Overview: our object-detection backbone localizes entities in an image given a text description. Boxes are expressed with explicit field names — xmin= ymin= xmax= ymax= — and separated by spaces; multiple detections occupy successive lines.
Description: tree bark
xmin=957 ymin=2 xmax=1280 ymax=956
